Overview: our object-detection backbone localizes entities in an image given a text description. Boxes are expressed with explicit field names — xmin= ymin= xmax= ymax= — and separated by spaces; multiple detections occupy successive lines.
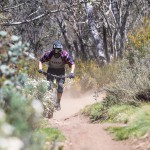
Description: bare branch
xmin=1 ymin=9 xmax=63 ymax=26
xmin=28 ymin=6 xmax=41 ymax=17
xmin=1 ymin=2 xmax=26 ymax=12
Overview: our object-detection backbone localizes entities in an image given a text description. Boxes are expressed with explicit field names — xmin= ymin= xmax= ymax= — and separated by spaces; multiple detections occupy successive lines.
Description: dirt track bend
xmin=48 ymin=90 xmax=132 ymax=150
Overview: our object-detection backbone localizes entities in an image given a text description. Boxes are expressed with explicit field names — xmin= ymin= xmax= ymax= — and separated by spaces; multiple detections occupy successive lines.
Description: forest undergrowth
xmin=81 ymin=23 xmax=150 ymax=142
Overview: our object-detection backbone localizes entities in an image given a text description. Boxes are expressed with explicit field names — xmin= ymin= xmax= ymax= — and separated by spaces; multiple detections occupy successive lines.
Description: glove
xmin=38 ymin=69 xmax=43 ymax=74
xmin=68 ymin=73 xmax=75 ymax=79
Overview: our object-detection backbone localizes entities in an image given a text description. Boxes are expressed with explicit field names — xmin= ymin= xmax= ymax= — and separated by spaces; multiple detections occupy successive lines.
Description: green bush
xmin=37 ymin=127 xmax=65 ymax=142
xmin=81 ymin=102 xmax=106 ymax=122
xmin=107 ymin=104 xmax=138 ymax=123
xmin=24 ymin=77 xmax=54 ymax=119
xmin=107 ymin=105 xmax=150 ymax=140
xmin=0 ymin=31 xmax=46 ymax=149
xmin=128 ymin=18 xmax=150 ymax=57
xmin=81 ymin=102 xmax=138 ymax=123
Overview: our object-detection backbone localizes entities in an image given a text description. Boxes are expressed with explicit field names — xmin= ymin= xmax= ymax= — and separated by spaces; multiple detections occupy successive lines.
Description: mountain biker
xmin=38 ymin=40 xmax=75 ymax=110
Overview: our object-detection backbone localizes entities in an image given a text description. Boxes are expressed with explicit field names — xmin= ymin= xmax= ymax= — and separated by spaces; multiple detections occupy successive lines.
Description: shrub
xmin=81 ymin=102 xmax=138 ymax=123
xmin=72 ymin=60 xmax=117 ymax=92
xmin=107 ymin=104 xmax=138 ymax=123
xmin=128 ymin=18 xmax=150 ymax=57
xmin=104 ymin=19 xmax=150 ymax=105
xmin=24 ymin=78 xmax=54 ymax=119
xmin=107 ymin=105 xmax=150 ymax=140
xmin=104 ymin=55 xmax=150 ymax=105
xmin=0 ymin=31 xmax=46 ymax=149
xmin=81 ymin=102 xmax=106 ymax=122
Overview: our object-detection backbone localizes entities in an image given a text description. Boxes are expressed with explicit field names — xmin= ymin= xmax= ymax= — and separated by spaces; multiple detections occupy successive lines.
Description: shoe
xmin=56 ymin=105 xmax=61 ymax=111
xmin=54 ymin=100 xmax=61 ymax=111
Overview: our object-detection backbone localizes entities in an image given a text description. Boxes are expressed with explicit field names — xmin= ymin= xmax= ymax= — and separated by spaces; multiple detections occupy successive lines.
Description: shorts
xmin=47 ymin=68 xmax=65 ymax=93
xmin=47 ymin=68 xmax=65 ymax=82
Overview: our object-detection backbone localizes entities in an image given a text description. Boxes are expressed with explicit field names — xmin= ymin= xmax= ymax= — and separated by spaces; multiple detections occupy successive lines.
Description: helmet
xmin=53 ymin=40 xmax=63 ymax=49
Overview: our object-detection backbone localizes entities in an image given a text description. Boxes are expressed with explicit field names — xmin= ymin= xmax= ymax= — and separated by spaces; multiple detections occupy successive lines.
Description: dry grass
xmin=73 ymin=60 xmax=117 ymax=92
xmin=104 ymin=55 xmax=150 ymax=105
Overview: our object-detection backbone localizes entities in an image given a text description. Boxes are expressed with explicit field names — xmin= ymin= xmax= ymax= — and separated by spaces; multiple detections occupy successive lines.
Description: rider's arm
xmin=61 ymin=50 xmax=75 ymax=68
xmin=63 ymin=51 xmax=75 ymax=75
xmin=40 ymin=50 xmax=53 ymax=63
xmin=38 ymin=50 xmax=53 ymax=70
xmin=70 ymin=64 xmax=75 ymax=73
xmin=39 ymin=61 xmax=43 ymax=70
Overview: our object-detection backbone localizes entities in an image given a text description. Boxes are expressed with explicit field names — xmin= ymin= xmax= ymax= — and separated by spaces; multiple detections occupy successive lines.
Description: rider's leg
xmin=56 ymin=92 xmax=62 ymax=109
xmin=47 ymin=68 xmax=54 ymax=91
xmin=57 ymin=92 xmax=62 ymax=102
xmin=51 ymin=68 xmax=65 ymax=110
xmin=55 ymin=79 xmax=64 ymax=110
xmin=48 ymin=80 xmax=52 ymax=90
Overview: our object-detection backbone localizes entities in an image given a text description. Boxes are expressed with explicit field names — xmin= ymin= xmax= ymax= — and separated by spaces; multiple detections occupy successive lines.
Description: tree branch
xmin=1 ymin=9 xmax=63 ymax=26
xmin=0 ymin=2 xmax=26 ymax=12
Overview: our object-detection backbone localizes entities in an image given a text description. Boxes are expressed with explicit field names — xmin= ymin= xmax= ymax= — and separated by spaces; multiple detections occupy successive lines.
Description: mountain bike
xmin=41 ymin=71 xmax=69 ymax=118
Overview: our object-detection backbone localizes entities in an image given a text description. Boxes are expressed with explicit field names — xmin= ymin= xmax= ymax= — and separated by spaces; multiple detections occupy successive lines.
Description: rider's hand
xmin=68 ymin=73 xmax=75 ymax=79
xmin=38 ymin=69 xmax=43 ymax=74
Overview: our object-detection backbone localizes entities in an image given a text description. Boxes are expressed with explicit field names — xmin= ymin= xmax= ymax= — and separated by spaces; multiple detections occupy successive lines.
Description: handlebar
xmin=41 ymin=71 xmax=69 ymax=79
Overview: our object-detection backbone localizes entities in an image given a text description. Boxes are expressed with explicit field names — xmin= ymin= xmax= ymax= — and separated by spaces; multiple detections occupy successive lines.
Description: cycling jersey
xmin=40 ymin=50 xmax=74 ymax=68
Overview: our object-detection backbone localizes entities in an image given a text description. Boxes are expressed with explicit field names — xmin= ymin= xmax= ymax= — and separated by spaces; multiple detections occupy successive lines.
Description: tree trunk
xmin=56 ymin=17 xmax=75 ymax=60
xmin=84 ymin=2 xmax=106 ymax=65
xmin=103 ymin=23 xmax=110 ymax=63
xmin=119 ymin=1 xmax=131 ymax=59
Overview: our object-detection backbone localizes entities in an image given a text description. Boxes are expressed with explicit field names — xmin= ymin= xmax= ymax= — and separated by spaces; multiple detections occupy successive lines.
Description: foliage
xmin=106 ymin=105 xmax=138 ymax=123
xmin=81 ymin=102 xmax=138 ymax=123
xmin=0 ymin=31 xmax=47 ymax=149
xmin=0 ymin=109 xmax=24 ymax=150
xmin=24 ymin=77 xmax=54 ymax=119
xmin=72 ymin=60 xmax=117 ymax=92
xmin=107 ymin=105 xmax=150 ymax=140
xmin=128 ymin=18 xmax=150 ymax=57
xmin=37 ymin=127 xmax=65 ymax=142
xmin=24 ymin=78 xmax=48 ymax=99
xmin=81 ymin=102 xmax=103 ymax=122
xmin=34 ymin=119 xmax=65 ymax=150
xmin=104 ymin=55 xmax=150 ymax=105
xmin=0 ymin=31 xmax=29 ymax=87
xmin=80 ymin=19 xmax=150 ymax=142
xmin=95 ymin=21 xmax=150 ymax=140
xmin=3 ymin=87 xmax=33 ymax=135
xmin=0 ymin=30 xmax=62 ymax=149
xmin=82 ymin=101 xmax=150 ymax=140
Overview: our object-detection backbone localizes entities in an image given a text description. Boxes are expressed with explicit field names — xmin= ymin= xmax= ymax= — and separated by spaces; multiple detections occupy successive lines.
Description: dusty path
xmin=49 ymin=90 xmax=132 ymax=150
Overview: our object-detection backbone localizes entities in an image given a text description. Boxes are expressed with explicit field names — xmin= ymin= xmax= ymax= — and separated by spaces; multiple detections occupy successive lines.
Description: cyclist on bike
xmin=38 ymin=40 xmax=75 ymax=110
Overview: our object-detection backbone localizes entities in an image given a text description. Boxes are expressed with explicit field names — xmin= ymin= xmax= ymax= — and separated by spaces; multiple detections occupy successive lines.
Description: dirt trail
xmin=49 ymin=90 xmax=132 ymax=150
